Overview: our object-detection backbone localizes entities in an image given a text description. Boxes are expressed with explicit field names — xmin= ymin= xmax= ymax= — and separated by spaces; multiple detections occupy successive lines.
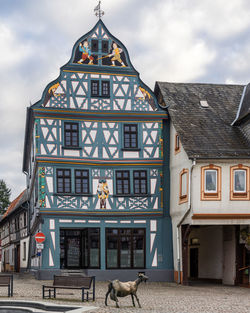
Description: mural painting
xmin=77 ymin=40 xmax=94 ymax=65
xmin=43 ymin=82 xmax=66 ymax=107
xmin=97 ymin=179 xmax=109 ymax=209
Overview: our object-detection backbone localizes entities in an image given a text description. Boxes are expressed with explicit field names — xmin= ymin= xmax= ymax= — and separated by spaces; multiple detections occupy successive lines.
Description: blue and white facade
xmin=23 ymin=20 xmax=173 ymax=280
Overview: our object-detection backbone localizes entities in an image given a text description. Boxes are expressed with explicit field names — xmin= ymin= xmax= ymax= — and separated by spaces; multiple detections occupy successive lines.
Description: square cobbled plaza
xmin=1 ymin=274 xmax=249 ymax=313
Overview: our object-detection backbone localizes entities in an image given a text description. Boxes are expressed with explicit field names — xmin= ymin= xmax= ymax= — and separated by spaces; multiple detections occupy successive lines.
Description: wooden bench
xmin=42 ymin=275 xmax=95 ymax=302
xmin=0 ymin=275 xmax=13 ymax=297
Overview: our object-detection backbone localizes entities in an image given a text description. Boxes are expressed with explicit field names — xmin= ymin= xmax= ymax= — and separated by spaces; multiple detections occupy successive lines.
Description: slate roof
xmin=1 ymin=189 xmax=27 ymax=222
xmin=155 ymin=82 xmax=250 ymax=159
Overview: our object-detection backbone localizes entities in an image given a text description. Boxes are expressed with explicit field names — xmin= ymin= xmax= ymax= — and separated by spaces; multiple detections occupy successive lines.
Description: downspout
xmin=176 ymin=158 xmax=196 ymax=284
xmin=24 ymin=172 xmax=32 ymax=272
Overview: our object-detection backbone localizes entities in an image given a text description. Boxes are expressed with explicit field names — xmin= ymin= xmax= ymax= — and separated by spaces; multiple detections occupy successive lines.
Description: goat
xmin=105 ymin=273 xmax=148 ymax=308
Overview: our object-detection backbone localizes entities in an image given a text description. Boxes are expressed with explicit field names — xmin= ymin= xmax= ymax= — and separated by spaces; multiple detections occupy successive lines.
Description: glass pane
xmin=181 ymin=173 xmax=187 ymax=196
xmin=120 ymin=236 xmax=131 ymax=268
xmin=67 ymin=237 xmax=80 ymax=267
xmin=89 ymin=235 xmax=99 ymax=267
xmin=133 ymin=237 xmax=144 ymax=268
xmin=205 ymin=170 xmax=217 ymax=192
xmin=234 ymin=170 xmax=246 ymax=192
xmin=107 ymin=236 xmax=118 ymax=268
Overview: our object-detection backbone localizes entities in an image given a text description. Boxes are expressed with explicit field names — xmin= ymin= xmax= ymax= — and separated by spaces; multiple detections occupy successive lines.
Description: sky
xmin=1 ymin=0 xmax=250 ymax=201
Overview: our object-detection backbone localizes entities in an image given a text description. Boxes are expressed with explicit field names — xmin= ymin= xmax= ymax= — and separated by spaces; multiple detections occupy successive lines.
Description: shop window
xmin=57 ymin=169 xmax=71 ymax=194
xmin=60 ymin=229 xmax=100 ymax=269
xmin=64 ymin=122 xmax=79 ymax=148
xmin=116 ymin=171 xmax=130 ymax=195
xmin=201 ymin=165 xmax=221 ymax=200
xmin=75 ymin=170 xmax=89 ymax=194
xmin=123 ymin=124 xmax=138 ymax=149
xmin=179 ymin=169 xmax=188 ymax=204
xmin=133 ymin=170 xmax=147 ymax=195
xmin=106 ymin=228 xmax=145 ymax=269
xmin=230 ymin=165 xmax=249 ymax=200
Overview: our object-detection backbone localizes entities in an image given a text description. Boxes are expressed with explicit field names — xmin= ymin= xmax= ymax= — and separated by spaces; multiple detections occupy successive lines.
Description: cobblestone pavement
xmin=1 ymin=274 xmax=250 ymax=313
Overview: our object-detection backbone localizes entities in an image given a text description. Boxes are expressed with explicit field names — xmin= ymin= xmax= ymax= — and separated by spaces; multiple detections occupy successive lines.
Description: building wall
xmin=192 ymin=160 xmax=250 ymax=215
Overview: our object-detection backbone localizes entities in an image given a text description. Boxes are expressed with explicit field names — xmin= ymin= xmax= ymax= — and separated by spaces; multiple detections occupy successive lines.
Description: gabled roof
xmin=1 ymin=189 xmax=27 ymax=222
xmin=155 ymin=82 xmax=250 ymax=159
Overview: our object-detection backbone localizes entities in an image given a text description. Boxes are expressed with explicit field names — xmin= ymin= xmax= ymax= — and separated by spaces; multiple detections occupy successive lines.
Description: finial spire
xmin=94 ymin=1 xmax=104 ymax=19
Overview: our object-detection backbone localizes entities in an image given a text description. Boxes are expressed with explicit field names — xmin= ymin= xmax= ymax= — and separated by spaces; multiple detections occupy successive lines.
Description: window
xmin=201 ymin=165 xmax=221 ymax=200
xmin=23 ymin=211 xmax=27 ymax=228
xmin=91 ymin=39 xmax=98 ymax=52
xmin=116 ymin=171 xmax=130 ymax=195
xmin=57 ymin=169 xmax=71 ymax=193
xmin=175 ymin=134 xmax=180 ymax=154
xmin=106 ymin=228 xmax=145 ymax=269
xmin=205 ymin=170 xmax=217 ymax=193
xmin=102 ymin=81 xmax=110 ymax=97
xmin=133 ymin=171 xmax=147 ymax=195
xmin=179 ymin=169 xmax=188 ymax=204
xmin=64 ymin=122 xmax=79 ymax=148
xmin=91 ymin=80 xmax=110 ymax=98
xmin=60 ymin=229 xmax=100 ymax=269
xmin=102 ymin=40 xmax=109 ymax=53
xmin=230 ymin=165 xmax=249 ymax=200
xmin=23 ymin=242 xmax=26 ymax=261
xmin=91 ymin=80 xmax=99 ymax=97
xmin=124 ymin=124 xmax=138 ymax=149
xmin=75 ymin=170 xmax=89 ymax=194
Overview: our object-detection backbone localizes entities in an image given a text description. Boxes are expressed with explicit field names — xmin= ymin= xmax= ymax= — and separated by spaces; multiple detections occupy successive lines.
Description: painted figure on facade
xmin=138 ymin=87 xmax=156 ymax=110
xmin=108 ymin=42 xmax=126 ymax=67
xmin=97 ymin=179 xmax=109 ymax=209
xmin=77 ymin=40 xmax=94 ymax=65
xmin=43 ymin=82 xmax=60 ymax=106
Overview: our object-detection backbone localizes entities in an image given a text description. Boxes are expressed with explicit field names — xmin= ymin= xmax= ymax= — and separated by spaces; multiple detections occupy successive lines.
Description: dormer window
xmin=175 ymin=134 xmax=180 ymax=154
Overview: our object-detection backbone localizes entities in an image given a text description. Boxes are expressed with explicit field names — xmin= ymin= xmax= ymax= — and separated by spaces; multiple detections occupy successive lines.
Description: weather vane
xmin=94 ymin=1 xmax=104 ymax=19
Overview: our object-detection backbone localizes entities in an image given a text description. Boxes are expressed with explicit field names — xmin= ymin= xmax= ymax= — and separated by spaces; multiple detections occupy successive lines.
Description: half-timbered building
xmin=23 ymin=20 xmax=173 ymax=280
xmin=0 ymin=190 xmax=29 ymax=272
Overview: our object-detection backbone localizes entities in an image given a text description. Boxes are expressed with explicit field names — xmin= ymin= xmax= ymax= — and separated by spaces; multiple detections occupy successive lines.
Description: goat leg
xmin=131 ymin=294 xmax=135 ymax=307
xmin=105 ymin=283 xmax=113 ymax=306
xmin=114 ymin=290 xmax=119 ymax=308
xmin=134 ymin=294 xmax=141 ymax=308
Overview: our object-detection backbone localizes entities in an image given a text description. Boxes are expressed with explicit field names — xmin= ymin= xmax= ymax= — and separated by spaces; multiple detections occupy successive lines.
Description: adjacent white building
xmin=155 ymin=82 xmax=250 ymax=286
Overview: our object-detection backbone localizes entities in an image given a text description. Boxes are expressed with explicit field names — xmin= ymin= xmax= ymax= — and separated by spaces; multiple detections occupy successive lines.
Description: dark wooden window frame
xmin=56 ymin=169 xmax=71 ymax=194
xmin=116 ymin=170 xmax=130 ymax=195
xmin=64 ymin=122 xmax=79 ymax=148
xmin=102 ymin=40 xmax=109 ymax=53
xmin=91 ymin=80 xmax=110 ymax=98
xmin=133 ymin=170 xmax=147 ymax=195
xmin=123 ymin=124 xmax=138 ymax=149
xmin=60 ymin=228 xmax=100 ymax=269
xmin=105 ymin=228 xmax=146 ymax=269
xmin=75 ymin=169 xmax=90 ymax=194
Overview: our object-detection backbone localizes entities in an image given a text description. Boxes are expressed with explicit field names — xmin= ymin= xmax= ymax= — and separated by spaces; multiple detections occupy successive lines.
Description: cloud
xmin=1 ymin=0 xmax=250 ymax=200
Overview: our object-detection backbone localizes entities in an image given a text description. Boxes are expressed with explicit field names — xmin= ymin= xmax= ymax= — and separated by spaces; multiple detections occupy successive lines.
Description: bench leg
xmin=82 ymin=288 xmax=85 ymax=302
xmin=8 ymin=285 xmax=10 ymax=297
xmin=54 ymin=288 xmax=56 ymax=299
xmin=42 ymin=286 xmax=45 ymax=299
